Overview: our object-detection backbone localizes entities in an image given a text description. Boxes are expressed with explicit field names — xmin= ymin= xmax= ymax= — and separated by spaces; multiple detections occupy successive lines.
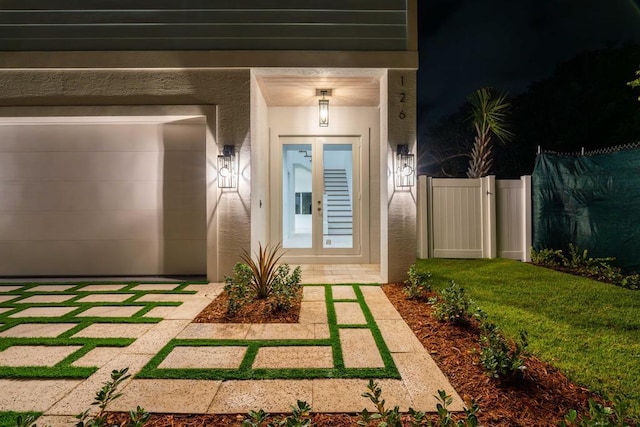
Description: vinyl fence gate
xmin=417 ymin=175 xmax=532 ymax=261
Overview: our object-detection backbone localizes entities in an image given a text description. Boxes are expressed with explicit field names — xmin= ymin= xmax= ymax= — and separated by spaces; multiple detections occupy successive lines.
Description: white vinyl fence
xmin=417 ymin=175 xmax=532 ymax=261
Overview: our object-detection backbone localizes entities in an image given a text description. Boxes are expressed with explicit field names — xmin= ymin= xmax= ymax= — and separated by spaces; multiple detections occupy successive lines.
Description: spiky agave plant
xmin=240 ymin=242 xmax=284 ymax=299
xmin=466 ymin=87 xmax=513 ymax=178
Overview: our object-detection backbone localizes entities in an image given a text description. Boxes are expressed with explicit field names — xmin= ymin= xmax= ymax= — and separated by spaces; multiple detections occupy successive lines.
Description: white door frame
xmin=271 ymin=134 xmax=369 ymax=264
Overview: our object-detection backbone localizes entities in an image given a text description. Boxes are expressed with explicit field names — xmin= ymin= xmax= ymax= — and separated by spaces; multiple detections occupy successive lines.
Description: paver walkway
xmin=0 ymin=266 xmax=463 ymax=426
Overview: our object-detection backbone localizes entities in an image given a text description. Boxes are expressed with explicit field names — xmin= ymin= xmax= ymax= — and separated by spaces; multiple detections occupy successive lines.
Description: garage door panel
xmin=0 ymin=181 xmax=162 ymax=211
xmin=0 ymin=124 xmax=162 ymax=153
xmin=162 ymin=151 xmax=206 ymax=181
xmin=162 ymin=123 xmax=206 ymax=152
xmin=162 ymin=180 xmax=206 ymax=210
xmin=0 ymin=239 xmax=206 ymax=276
xmin=0 ymin=180 xmax=205 ymax=212
xmin=163 ymin=211 xmax=206 ymax=239
xmin=0 ymin=121 xmax=207 ymax=276
xmin=0 ymin=211 xmax=164 ymax=240
xmin=0 ymin=152 xmax=164 ymax=181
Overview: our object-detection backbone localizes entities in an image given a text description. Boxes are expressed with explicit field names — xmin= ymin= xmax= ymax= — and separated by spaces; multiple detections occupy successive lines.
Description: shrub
xmin=532 ymin=244 xmax=640 ymax=290
xmin=403 ymin=264 xmax=432 ymax=300
xmin=241 ymin=242 xmax=287 ymax=299
xmin=269 ymin=264 xmax=302 ymax=312
xmin=561 ymin=395 xmax=638 ymax=426
xmin=358 ymin=379 xmax=479 ymax=427
xmin=478 ymin=321 xmax=528 ymax=380
xmin=19 ymin=367 xmax=149 ymax=427
xmin=430 ymin=281 xmax=475 ymax=324
xmin=531 ymin=247 xmax=565 ymax=266
xmin=224 ymin=242 xmax=302 ymax=315
xmin=243 ymin=400 xmax=314 ymax=427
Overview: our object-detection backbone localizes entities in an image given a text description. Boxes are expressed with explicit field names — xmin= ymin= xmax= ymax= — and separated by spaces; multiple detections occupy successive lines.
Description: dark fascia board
xmin=0 ymin=50 xmax=419 ymax=70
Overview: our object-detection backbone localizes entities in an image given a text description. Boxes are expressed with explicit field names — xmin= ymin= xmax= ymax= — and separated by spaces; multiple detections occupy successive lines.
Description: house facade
xmin=0 ymin=1 xmax=418 ymax=283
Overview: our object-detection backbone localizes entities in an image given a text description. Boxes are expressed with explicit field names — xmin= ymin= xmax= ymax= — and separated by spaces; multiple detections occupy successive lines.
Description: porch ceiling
xmin=255 ymin=72 xmax=381 ymax=107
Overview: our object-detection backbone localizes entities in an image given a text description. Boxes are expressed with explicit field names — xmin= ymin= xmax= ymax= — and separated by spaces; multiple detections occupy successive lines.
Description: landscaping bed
xmin=109 ymin=277 xmax=617 ymax=426
xmin=192 ymin=288 xmax=302 ymax=324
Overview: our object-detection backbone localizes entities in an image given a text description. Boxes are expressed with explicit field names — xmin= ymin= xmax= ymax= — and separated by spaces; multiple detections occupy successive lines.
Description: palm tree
xmin=466 ymin=87 xmax=513 ymax=178
xmin=629 ymin=68 xmax=640 ymax=100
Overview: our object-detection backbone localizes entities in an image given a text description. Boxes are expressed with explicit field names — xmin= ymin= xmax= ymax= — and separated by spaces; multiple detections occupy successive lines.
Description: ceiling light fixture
xmin=318 ymin=89 xmax=329 ymax=127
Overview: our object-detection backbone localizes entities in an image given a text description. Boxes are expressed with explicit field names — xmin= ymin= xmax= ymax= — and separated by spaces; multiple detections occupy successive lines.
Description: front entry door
xmin=276 ymin=136 xmax=360 ymax=256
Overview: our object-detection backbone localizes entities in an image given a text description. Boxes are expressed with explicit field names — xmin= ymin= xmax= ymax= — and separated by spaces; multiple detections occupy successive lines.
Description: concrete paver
xmin=142 ymin=306 xmax=177 ymax=318
xmin=393 ymin=352 xmax=465 ymax=412
xmin=76 ymin=294 xmax=134 ymax=303
xmin=47 ymin=353 xmax=152 ymax=415
xmin=76 ymin=284 xmax=127 ymax=292
xmin=208 ymin=379 xmax=313 ymax=414
xmin=312 ymin=378 xmax=412 ymax=412
xmin=0 ymin=274 xmax=464 ymax=418
xmin=298 ymin=301 xmax=327 ymax=324
xmin=72 ymin=323 xmax=154 ymax=339
xmin=377 ymin=319 xmax=425 ymax=353
xmin=334 ymin=302 xmax=367 ymax=324
xmin=331 ymin=286 xmax=357 ymax=300
xmin=71 ymin=347 xmax=121 ymax=368
xmin=124 ymin=319 xmax=191 ymax=355
xmin=314 ymin=324 xmax=331 ymax=339
xmin=340 ymin=329 xmax=385 ymax=368
xmin=131 ymin=284 xmax=178 ymax=291
xmin=111 ymin=379 xmax=222 ymax=414
xmin=16 ymin=294 xmax=75 ymax=304
xmin=27 ymin=285 xmax=75 ymax=292
xmin=0 ymin=323 xmax=77 ymax=338
xmin=0 ymin=345 xmax=82 ymax=367
xmin=0 ymin=286 xmax=24 ymax=292
xmin=136 ymin=293 xmax=192 ymax=302
xmin=246 ymin=324 xmax=316 ymax=340
xmin=158 ymin=346 xmax=246 ymax=369
xmin=176 ymin=323 xmax=250 ymax=340
xmin=9 ymin=306 xmax=76 ymax=318
xmin=76 ymin=306 xmax=142 ymax=318
xmin=253 ymin=346 xmax=333 ymax=369
xmin=302 ymin=286 xmax=326 ymax=301
xmin=0 ymin=379 xmax=81 ymax=412
xmin=366 ymin=301 xmax=403 ymax=320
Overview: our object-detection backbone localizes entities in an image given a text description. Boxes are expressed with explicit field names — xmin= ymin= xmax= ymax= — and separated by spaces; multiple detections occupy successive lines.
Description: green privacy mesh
xmin=532 ymin=150 xmax=640 ymax=273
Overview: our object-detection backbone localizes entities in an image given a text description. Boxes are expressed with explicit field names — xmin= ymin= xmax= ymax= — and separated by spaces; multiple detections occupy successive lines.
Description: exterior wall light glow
xmin=395 ymin=144 xmax=415 ymax=188
xmin=218 ymin=145 xmax=237 ymax=188
xmin=318 ymin=89 xmax=329 ymax=127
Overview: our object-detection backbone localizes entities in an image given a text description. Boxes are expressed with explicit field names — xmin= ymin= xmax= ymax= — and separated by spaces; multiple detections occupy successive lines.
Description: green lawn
xmin=0 ymin=412 xmax=41 ymax=427
xmin=417 ymin=258 xmax=640 ymax=416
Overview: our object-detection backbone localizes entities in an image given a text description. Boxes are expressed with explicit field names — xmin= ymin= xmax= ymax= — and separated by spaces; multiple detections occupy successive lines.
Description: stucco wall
xmin=0 ymin=69 xmax=251 ymax=281
xmin=250 ymin=72 xmax=271 ymax=252
xmin=385 ymin=70 xmax=417 ymax=283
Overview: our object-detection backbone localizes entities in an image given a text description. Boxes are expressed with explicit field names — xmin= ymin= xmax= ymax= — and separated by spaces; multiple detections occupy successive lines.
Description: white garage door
xmin=0 ymin=120 xmax=206 ymax=276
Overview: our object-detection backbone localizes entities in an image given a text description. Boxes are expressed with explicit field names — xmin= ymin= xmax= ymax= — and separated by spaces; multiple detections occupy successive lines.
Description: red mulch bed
xmin=109 ymin=284 xmax=606 ymax=426
xmin=191 ymin=288 xmax=302 ymax=323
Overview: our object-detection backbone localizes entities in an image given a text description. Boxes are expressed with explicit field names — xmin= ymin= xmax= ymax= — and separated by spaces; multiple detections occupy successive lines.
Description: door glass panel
xmin=282 ymin=144 xmax=313 ymax=248
xmin=322 ymin=144 xmax=353 ymax=249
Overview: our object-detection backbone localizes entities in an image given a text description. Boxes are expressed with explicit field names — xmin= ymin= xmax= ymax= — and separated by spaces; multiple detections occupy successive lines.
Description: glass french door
xmin=277 ymin=136 xmax=360 ymax=256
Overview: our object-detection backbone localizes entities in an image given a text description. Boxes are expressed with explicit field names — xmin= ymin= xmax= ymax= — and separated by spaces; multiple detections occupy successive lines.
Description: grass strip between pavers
xmin=136 ymin=284 xmax=400 ymax=381
xmin=0 ymin=337 xmax=135 ymax=379
xmin=0 ymin=280 xmax=204 ymax=380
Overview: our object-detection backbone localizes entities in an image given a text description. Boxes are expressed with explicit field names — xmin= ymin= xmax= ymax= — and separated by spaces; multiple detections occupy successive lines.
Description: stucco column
xmin=384 ymin=70 xmax=417 ymax=283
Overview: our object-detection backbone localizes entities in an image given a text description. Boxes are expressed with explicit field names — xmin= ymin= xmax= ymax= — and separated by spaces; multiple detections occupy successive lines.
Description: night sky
xmin=418 ymin=0 xmax=640 ymax=126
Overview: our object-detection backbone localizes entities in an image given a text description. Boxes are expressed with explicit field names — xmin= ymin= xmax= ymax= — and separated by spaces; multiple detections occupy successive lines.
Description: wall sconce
xmin=218 ymin=145 xmax=237 ymax=188
xmin=318 ymin=89 xmax=330 ymax=127
xmin=395 ymin=144 xmax=415 ymax=188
